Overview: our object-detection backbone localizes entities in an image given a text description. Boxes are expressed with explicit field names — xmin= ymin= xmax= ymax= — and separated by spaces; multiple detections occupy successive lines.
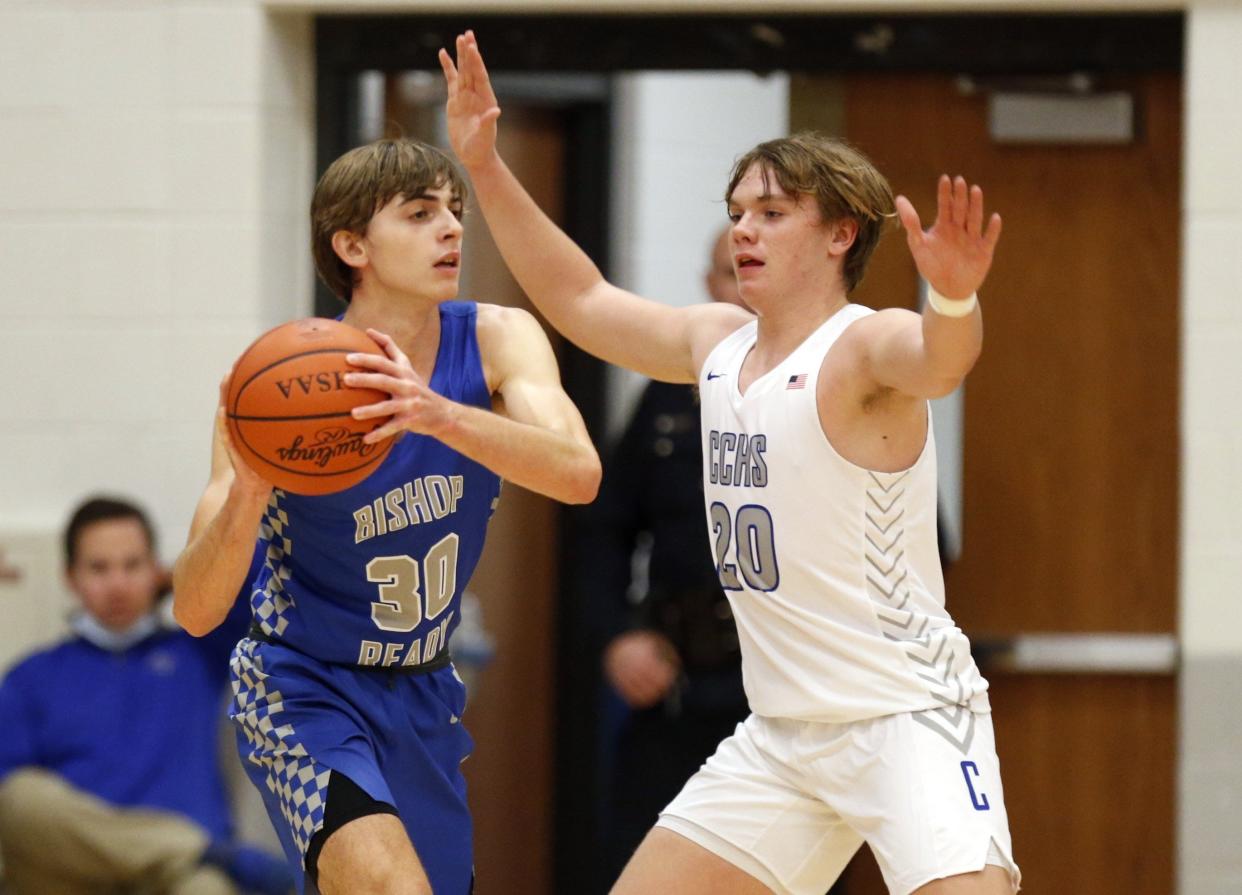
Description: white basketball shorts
xmin=657 ymin=708 xmax=1020 ymax=895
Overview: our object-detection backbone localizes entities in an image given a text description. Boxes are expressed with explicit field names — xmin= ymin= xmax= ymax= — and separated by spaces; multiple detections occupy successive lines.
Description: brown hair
xmin=726 ymin=133 xmax=895 ymax=292
xmin=311 ymin=139 xmax=469 ymax=302
xmin=64 ymin=496 xmax=155 ymax=568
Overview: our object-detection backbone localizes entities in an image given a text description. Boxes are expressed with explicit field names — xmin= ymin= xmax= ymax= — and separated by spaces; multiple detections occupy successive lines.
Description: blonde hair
xmin=726 ymin=133 xmax=895 ymax=292
xmin=311 ymin=139 xmax=468 ymax=302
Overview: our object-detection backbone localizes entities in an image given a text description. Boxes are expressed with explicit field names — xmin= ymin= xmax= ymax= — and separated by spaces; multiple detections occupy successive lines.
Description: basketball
xmin=226 ymin=318 xmax=395 ymax=495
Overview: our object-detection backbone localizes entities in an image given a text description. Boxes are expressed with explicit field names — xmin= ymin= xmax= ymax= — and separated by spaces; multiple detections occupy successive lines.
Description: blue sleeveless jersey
xmin=246 ymin=302 xmax=501 ymax=666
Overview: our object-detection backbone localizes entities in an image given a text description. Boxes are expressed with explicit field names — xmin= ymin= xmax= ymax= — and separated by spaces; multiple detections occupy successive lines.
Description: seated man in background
xmin=0 ymin=496 xmax=290 ymax=895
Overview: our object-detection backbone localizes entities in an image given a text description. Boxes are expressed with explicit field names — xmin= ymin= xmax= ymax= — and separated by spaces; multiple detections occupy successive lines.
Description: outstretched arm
xmin=172 ymin=388 xmax=272 ymax=637
xmin=440 ymin=31 xmax=749 ymax=383
xmin=346 ymin=311 xmax=601 ymax=504
xmin=855 ymin=174 xmax=1002 ymax=398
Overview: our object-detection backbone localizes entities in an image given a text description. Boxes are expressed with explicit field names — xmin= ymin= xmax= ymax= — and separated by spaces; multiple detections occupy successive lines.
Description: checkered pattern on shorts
xmin=230 ymin=639 xmax=330 ymax=855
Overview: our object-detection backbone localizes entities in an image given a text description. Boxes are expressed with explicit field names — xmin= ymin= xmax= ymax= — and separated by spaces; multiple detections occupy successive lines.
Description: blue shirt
xmin=0 ymin=603 xmax=248 ymax=840
xmin=247 ymin=302 xmax=502 ymax=667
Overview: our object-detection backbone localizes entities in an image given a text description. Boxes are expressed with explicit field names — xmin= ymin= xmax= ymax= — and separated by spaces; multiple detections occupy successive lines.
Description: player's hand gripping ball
xmin=225 ymin=319 xmax=395 ymax=495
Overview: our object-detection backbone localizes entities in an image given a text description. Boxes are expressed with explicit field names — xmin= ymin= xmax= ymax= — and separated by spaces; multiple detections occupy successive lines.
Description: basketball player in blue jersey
xmin=171 ymin=139 xmax=600 ymax=895
xmin=444 ymin=32 xmax=1018 ymax=895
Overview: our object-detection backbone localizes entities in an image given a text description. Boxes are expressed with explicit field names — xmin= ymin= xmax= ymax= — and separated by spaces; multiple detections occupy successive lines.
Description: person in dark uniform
xmin=587 ymin=228 xmax=753 ymax=882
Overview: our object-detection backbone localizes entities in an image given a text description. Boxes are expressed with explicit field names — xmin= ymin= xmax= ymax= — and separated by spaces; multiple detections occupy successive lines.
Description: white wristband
xmin=926 ymin=286 xmax=978 ymax=318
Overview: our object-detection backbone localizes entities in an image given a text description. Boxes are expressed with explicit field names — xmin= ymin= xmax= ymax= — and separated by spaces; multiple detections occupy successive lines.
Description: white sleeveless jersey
xmin=699 ymin=304 xmax=990 ymax=723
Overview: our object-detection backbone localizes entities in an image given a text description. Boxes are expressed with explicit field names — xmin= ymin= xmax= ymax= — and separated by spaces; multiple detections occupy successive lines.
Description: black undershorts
xmin=304 ymin=770 xmax=400 ymax=885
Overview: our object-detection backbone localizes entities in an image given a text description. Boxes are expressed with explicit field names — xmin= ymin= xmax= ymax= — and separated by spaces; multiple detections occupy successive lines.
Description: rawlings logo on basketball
xmin=275 ymin=427 xmax=380 ymax=468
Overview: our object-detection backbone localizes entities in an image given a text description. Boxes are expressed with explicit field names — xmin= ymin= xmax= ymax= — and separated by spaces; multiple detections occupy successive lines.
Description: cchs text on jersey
xmin=707 ymin=430 xmax=769 ymax=488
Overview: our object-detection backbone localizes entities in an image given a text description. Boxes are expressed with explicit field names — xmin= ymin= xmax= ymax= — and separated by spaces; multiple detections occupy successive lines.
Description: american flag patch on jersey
xmin=787 ymin=373 xmax=808 ymax=390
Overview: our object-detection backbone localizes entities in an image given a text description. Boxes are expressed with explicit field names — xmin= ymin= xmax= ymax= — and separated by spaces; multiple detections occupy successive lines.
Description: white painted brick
xmin=101 ymin=418 xmax=209 ymax=549
xmin=74 ymin=221 xmax=174 ymax=318
xmin=1182 ymin=7 xmax=1242 ymax=888
xmin=1186 ymin=5 xmax=1242 ymax=125
xmin=1 ymin=324 xmax=77 ymax=421
xmin=1185 ymin=107 xmax=1242 ymax=215
xmin=160 ymin=317 xmax=275 ymax=420
xmin=261 ymin=12 xmax=314 ymax=112
xmin=0 ymin=11 xmax=74 ymax=109
xmin=1180 ymin=871 xmax=1242 ymax=895
xmin=1233 ymin=431 xmax=1242 ymax=529
xmin=70 ymin=9 xmax=171 ymax=109
xmin=1182 ymin=328 xmax=1242 ymax=431
xmin=260 ymin=106 xmax=315 ymax=216
xmin=141 ymin=424 xmax=212 ymax=511
xmin=40 ymin=423 xmax=152 ymax=518
xmin=1182 ymin=215 xmax=1242 ymax=325
xmin=170 ymin=111 xmax=262 ymax=213
xmin=1182 ymin=429 xmax=1239 ymax=553
xmin=172 ymin=6 xmax=264 ymax=107
xmin=166 ymin=0 xmax=257 ymax=8
xmin=0 ymin=430 xmax=79 ymax=524
xmin=169 ymin=221 xmax=261 ymax=317
xmin=70 ymin=110 xmax=171 ymax=211
xmin=1181 ymin=551 xmax=1242 ymax=656
xmin=0 ymin=222 xmax=79 ymax=317
xmin=1180 ymin=768 xmax=1242 ymax=866
xmin=1181 ymin=659 xmax=1242 ymax=762
xmin=0 ymin=114 xmax=76 ymax=210
xmin=54 ymin=326 xmax=177 ymax=424
xmin=258 ymin=212 xmax=316 ymax=321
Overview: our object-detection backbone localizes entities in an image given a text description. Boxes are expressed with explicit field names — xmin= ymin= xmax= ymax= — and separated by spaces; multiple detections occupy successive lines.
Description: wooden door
xmin=457 ymin=105 xmax=566 ymax=895
xmin=824 ymin=73 xmax=1180 ymax=893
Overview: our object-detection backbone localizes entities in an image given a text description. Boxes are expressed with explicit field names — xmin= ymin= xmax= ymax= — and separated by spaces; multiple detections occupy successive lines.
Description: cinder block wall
xmin=0 ymin=1 xmax=313 ymax=557
xmin=1179 ymin=6 xmax=1242 ymax=894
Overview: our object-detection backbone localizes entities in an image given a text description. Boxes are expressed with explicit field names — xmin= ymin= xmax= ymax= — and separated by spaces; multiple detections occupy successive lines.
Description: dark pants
xmin=601 ymin=706 xmax=851 ymax=894
xmin=602 ymin=706 xmax=742 ymax=885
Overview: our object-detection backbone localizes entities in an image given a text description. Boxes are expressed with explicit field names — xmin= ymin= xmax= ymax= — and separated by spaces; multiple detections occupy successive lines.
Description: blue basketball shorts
xmin=229 ymin=636 xmax=474 ymax=894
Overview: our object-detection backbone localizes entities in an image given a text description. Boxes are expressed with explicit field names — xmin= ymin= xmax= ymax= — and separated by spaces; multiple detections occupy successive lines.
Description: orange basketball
xmin=226 ymin=318 xmax=395 ymax=496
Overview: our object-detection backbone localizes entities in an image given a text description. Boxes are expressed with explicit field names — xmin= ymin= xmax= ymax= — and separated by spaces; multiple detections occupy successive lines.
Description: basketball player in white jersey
xmin=442 ymin=32 xmax=1018 ymax=895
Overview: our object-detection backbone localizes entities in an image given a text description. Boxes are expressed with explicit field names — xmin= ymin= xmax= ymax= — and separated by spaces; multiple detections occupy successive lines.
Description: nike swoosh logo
xmin=706 ymin=372 xmax=726 ymax=381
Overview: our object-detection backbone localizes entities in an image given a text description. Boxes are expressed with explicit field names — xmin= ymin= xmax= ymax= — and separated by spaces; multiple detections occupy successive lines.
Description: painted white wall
xmin=1178 ymin=6 xmax=1242 ymax=893
xmin=0 ymin=2 xmax=313 ymax=570
xmin=606 ymin=71 xmax=789 ymax=438
xmin=0 ymin=0 xmax=314 ymax=850
xmin=1179 ymin=5 xmax=1242 ymax=660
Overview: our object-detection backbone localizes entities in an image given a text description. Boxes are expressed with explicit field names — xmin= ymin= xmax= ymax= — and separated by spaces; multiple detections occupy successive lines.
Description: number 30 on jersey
xmin=366 ymin=533 xmax=460 ymax=632
xmin=710 ymin=501 xmax=780 ymax=591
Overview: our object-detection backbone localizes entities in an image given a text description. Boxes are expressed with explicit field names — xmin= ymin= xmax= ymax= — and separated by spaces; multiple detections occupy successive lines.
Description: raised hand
xmin=895 ymin=175 xmax=1002 ymax=300
xmin=346 ymin=329 xmax=455 ymax=442
xmin=439 ymin=30 xmax=501 ymax=171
